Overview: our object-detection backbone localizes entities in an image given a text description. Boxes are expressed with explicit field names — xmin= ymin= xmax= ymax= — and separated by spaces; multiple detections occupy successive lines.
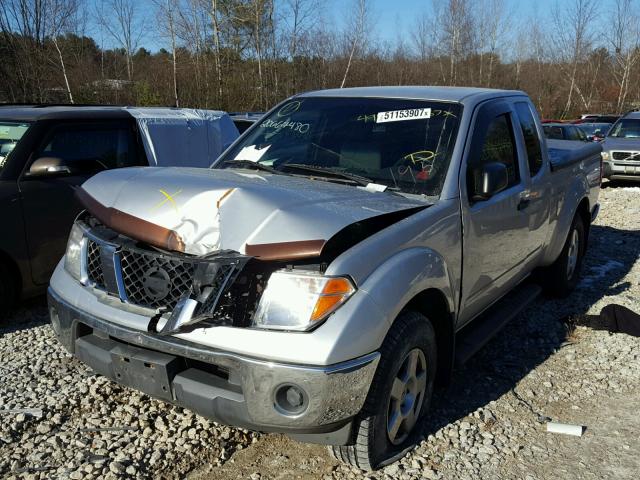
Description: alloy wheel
xmin=386 ymin=348 xmax=427 ymax=445
xmin=566 ymin=229 xmax=580 ymax=280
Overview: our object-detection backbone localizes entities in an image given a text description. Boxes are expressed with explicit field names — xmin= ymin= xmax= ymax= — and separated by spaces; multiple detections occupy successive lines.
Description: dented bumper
xmin=48 ymin=287 xmax=379 ymax=442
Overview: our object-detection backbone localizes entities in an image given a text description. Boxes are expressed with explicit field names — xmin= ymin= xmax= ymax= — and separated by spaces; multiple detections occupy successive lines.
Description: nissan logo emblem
xmin=142 ymin=267 xmax=172 ymax=301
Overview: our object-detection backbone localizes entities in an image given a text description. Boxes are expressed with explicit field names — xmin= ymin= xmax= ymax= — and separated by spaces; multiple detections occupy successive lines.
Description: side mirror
xmin=26 ymin=157 xmax=73 ymax=177
xmin=471 ymin=162 xmax=509 ymax=201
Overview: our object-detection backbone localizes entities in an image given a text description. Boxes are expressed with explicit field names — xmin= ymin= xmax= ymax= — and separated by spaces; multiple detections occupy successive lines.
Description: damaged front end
xmin=74 ymin=213 xmax=273 ymax=335
xmin=69 ymin=169 xmax=430 ymax=335
xmin=71 ymin=212 xmax=356 ymax=336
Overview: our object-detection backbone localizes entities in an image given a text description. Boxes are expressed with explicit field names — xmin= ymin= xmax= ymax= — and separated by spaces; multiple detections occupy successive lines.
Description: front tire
xmin=329 ymin=311 xmax=437 ymax=470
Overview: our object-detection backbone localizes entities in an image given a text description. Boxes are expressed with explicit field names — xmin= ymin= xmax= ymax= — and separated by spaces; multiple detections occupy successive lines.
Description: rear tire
xmin=329 ymin=311 xmax=437 ymax=471
xmin=0 ymin=260 xmax=17 ymax=318
xmin=542 ymin=214 xmax=586 ymax=297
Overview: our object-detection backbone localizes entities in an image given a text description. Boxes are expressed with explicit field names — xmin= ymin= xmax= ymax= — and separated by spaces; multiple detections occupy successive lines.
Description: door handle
xmin=517 ymin=198 xmax=530 ymax=211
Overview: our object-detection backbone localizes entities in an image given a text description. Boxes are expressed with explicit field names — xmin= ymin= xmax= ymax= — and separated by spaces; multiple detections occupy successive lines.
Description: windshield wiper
xmin=279 ymin=163 xmax=373 ymax=187
xmin=222 ymin=159 xmax=282 ymax=174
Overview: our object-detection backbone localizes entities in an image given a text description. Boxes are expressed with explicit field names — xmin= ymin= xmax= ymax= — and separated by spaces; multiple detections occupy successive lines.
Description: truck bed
xmin=546 ymin=139 xmax=602 ymax=171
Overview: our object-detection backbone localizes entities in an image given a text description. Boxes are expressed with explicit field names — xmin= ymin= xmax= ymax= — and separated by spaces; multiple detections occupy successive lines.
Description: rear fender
xmin=543 ymin=172 xmax=589 ymax=265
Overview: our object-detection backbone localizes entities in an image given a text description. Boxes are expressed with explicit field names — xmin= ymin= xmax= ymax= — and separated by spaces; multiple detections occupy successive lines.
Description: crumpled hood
xmin=601 ymin=137 xmax=640 ymax=152
xmin=80 ymin=167 xmax=426 ymax=257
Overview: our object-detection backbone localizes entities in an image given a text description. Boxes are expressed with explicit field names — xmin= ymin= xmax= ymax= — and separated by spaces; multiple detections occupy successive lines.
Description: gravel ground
xmin=1 ymin=182 xmax=639 ymax=480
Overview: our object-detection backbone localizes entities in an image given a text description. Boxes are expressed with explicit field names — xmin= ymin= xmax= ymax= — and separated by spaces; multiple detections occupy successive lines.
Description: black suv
xmin=0 ymin=106 xmax=153 ymax=313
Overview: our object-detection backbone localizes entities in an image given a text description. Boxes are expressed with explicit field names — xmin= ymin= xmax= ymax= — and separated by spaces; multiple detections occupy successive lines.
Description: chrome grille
xmin=119 ymin=249 xmax=196 ymax=310
xmin=86 ymin=240 xmax=105 ymax=288
xmin=81 ymin=220 xmax=249 ymax=317
xmin=612 ymin=151 xmax=640 ymax=161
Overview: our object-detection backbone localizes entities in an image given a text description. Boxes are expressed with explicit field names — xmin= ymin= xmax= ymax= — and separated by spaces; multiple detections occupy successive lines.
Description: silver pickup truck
xmin=47 ymin=87 xmax=601 ymax=470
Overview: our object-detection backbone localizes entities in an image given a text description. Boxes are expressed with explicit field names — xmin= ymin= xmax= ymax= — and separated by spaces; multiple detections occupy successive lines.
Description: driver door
xmin=458 ymin=101 xmax=534 ymax=325
xmin=18 ymin=120 xmax=143 ymax=285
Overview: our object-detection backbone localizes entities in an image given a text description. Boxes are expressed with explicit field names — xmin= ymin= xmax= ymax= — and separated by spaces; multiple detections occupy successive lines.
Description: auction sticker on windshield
xmin=376 ymin=108 xmax=431 ymax=123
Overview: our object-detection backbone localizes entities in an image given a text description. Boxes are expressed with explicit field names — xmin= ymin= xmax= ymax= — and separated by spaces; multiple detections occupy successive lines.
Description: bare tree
xmin=529 ymin=12 xmax=548 ymax=112
xmin=51 ymin=37 xmax=73 ymax=103
xmin=282 ymin=0 xmax=315 ymax=92
xmin=512 ymin=27 xmax=528 ymax=89
xmin=610 ymin=0 xmax=640 ymax=112
xmin=412 ymin=10 xmax=436 ymax=64
xmin=284 ymin=0 xmax=314 ymax=60
xmin=50 ymin=0 xmax=80 ymax=103
xmin=341 ymin=0 xmax=371 ymax=88
xmin=0 ymin=0 xmax=78 ymax=102
xmin=246 ymin=0 xmax=274 ymax=108
xmin=176 ymin=0 xmax=210 ymax=105
xmin=551 ymin=0 xmax=597 ymax=117
xmin=154 ymin=0 xmax=180 ymax=107
xmin=476 ymin=0 xmax=509 ymax=87
xmin=97 ymin=0 xmax=145 ymax=80
xmin=435 ymin=0 xmax=473 ymax=86
xmin=208 ymin=0 xmax=224 ymax=104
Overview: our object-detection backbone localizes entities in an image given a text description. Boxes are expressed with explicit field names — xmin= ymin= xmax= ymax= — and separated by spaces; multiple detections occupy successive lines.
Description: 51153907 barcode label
xmin=376 ymin=108 xmax=431 ymax=123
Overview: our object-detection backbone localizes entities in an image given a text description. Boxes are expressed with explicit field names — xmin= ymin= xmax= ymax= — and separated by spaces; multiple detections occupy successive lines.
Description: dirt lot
xmin=1 ymin=182 xmax=639 ymax=480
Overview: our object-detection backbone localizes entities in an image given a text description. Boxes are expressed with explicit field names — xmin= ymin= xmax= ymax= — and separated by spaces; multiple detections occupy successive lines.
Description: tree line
xmin=1 ymin=0 xmax=639 ymax=118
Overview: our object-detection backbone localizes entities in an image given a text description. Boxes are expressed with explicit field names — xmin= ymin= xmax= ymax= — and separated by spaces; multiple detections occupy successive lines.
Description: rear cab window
xmin=514 ymin=102 xmax=544 ymax=176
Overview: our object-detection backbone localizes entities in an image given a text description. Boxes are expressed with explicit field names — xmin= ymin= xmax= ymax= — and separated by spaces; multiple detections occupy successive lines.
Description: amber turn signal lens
xmin=310 ymin=277 xmax=356 ymax=322
xmin=321 ymin=277 xmax=355 ymax=295
xmin=311 ymin=296 xmax=344 ymax=321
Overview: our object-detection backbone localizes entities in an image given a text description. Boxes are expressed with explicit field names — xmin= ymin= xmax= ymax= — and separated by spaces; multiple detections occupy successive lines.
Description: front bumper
xmin=603 ymin=160 xmax=640 ymax=180
xmin=48 ymin=287 xmax=379 ymax=443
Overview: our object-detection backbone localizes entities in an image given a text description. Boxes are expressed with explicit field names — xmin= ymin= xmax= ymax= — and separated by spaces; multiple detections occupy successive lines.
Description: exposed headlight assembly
xmin=253 ymin=270 xmax=356 ymax=331
xmin=64 ymin=222 xmax=87 ymax=283
xmin=601 ymin=151 xmax=610 ymax=161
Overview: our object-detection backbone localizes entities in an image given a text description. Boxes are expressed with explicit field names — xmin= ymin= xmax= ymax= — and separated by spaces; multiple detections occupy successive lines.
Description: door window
xmin=543 ymin=125 xmax=564 ymax=139
xmin=36 ymin=123 xmax=140 ymax=174
xmin=514 ymin=102 xmax=543 ymax=176
xmin=476 ymin=114 xmax=520 ymax=188
xmin=566 ymin=127 xmax=582 ymax=141
xmin=574 ymin=127 xmax=587 ymax=141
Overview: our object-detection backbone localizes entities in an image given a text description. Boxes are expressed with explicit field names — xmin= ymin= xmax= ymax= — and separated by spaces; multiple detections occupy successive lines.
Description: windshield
xmin=214 ymin=97 xmax=462 ymax=197
xmin=608 ymin=119 xmax=640 ymax=138
xmin=579 ymin=124 xmax=609 ymax=136
xmin=0 ymin=121 xmax=30 ymax=170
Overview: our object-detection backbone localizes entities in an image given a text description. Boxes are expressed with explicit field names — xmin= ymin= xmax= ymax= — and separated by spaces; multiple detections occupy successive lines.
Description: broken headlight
xmin=253 ymin=270 xmax=356 ymax=331
xmin=64 ymin=222 xmax=87 ymax=283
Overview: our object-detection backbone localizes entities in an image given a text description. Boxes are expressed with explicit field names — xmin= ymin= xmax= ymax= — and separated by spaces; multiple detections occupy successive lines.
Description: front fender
xmin=359 ymin=247 xmax=455 ymax=331
xmin=323 ymin=246 xmax=456 ymax=364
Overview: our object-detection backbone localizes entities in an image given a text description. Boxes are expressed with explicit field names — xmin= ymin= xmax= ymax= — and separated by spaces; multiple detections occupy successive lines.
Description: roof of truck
xmin=300 ymin=86 xmax=527 ymax=104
